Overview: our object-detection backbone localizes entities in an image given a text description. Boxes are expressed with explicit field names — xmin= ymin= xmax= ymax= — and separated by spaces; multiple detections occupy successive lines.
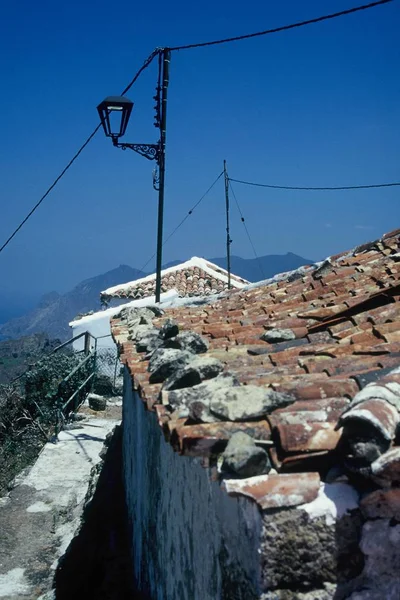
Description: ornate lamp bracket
xmin=113 ymin=140 xmax=161 ymax=163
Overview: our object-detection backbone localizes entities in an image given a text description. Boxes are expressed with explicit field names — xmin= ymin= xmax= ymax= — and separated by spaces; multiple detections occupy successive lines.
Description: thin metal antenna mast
xmin=224 ymin=160 xmax=232 ymax=289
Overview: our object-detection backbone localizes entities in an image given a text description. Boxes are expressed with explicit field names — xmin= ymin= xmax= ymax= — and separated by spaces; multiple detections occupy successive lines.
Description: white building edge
xmin=70 ymin=257 xmax=247 ymax=353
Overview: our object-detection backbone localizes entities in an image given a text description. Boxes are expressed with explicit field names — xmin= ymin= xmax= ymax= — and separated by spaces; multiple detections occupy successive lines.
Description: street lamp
xmin=97 ymin=96 xmax=133 ymax=141
xmin=96 ymin=95 xmax=160 ymax=161
xmin=97 ymin=49 xmax=171 ymax=302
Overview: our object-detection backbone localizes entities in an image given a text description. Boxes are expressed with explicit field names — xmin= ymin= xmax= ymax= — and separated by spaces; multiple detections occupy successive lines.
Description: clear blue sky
xmin=0 ymin=0 xmax=399 ymax=297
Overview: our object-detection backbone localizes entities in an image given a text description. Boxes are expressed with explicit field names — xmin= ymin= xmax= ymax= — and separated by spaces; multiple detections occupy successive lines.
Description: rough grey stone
xmin=221 ymin=432 xmax=271 ymax=478
xmin=165 ymin=374 xmax=240 ymax=423
xmin=261 ymin=329 xmax=296 ymax=343
xmin=287 ymin=269 xmax=304 ymax=283
xmin=88 ymin=393 xmax=107 ymax=411
xmin=163 ymin=331 xmax=209 ymax=354
xmin=210 ymin=386 xmax=296 ymax=421
xmin=122 ymin=305 xmax=162 ymax=325
xmin=313 ymin=259 xmax=333 ymax=280
xmin=260 ymin=508 xmax=363 ymax=592
xmin=121 ymin=306 xmax=163 ymax=343
xmin=135 ymin=328 xmax=163 ymax=353
xmin=353 ymin=240 xmax=380 ymax=256
xmin=128 ymin=323 xmax=153 ymax=341
xmin=37 ymin=592 xmax=56 ymax=600
xmin=346 ymin=580 xmax=400 ymax=600
xmin=162 ymin=356 xmax=224 ymax=391
xmin=148 ymin=348 xmax=193 ymax=384
xmin=160 ymin=318 xmax=179 ymax=339
xmin=260 ymin=583 xmax=337 ymax=600
xmin=189 ymin=400 xmax=223 ymax=424
xmin=359 ymin=519 xmax=400 ymax=581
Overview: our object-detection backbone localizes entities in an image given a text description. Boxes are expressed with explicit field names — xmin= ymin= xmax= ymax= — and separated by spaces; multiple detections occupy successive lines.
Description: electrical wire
xmin=229 ymin=177 xmax=400 ymax=191
xmin=139 ymin=171 xmax=224 ymax=272
xmin=0 ymin=0 xmax=394 ymax=253
xmin=120 ymin=49 xmax=161 ymax=96
xmin=0 ymin=50 xmax=160 ymax=256
xmin=170 ymin=1 xmax=392 ymax=51
xmin=228 ymin=181 xmax=265 ymax=280
xmin=0 ymin=124 xmax=102 ymax=255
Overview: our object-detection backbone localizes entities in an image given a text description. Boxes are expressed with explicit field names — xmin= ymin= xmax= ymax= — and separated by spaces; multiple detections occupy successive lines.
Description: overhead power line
xmin=0 ymin=1 xmax=394 ymax=254
xmin=139 ymin=171 xmax=224 ymax=272
xmin=229 ymin=177 xmax=400 ymax=191
xmin=228 ymin=181 xmax=265 ymax=280
xmin=0 ymin=123 xmax=102 ymax=255
xmin=0 ymin=50 xmax=160 ymax=256
xmin=120 ymin=49 xmax=160 ymax=96
xmin=170 ymin=0 xmax=392 ymax=51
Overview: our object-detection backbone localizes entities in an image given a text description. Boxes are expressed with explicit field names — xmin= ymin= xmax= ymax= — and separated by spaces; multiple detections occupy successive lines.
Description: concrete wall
xmin=122 ymin=368 xmax=262 ymax=600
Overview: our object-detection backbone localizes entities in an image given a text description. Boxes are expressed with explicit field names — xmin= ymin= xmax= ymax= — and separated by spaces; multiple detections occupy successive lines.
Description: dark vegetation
xmin=0 ymin=350 xmax=94 ymax=494
xmin=0 ymin=333 xmax=61 ymax=384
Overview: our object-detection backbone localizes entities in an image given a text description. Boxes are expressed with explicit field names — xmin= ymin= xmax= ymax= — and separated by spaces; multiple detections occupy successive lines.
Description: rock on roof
xmin=101 ymin=257 xmax=249 ymax=302
xmin=111 ymin=228 xmax=400 ymax=507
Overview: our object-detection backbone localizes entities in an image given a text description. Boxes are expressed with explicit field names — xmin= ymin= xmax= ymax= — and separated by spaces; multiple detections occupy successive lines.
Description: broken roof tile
xmin=371 ymin=447 xmax=400 ymax=485
xmin=269 ymin=397 xmax=350 ymax=425
xmin=339 ymin=398 xmax=399 ymax=442
xmin=297 ymin=305 xmax=348 ymax=320
xmin=280 ymin=451 xmax=335 ymax=474
xmin=382 ymin=228 xmax=400 ymax=240
xmin=223 ymin=472 xmax=320 ymax=509
xmin=176 ymin=420 xmax=272 ymax=457
xmin=275 ymin=422 xmax=341 ymax=454
xmin=271 ymin=378 xmax=359 ymax=400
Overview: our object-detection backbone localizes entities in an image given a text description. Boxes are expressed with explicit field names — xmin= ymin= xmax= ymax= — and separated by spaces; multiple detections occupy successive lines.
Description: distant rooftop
xmin=100 ymin=257 xmax=249 ymax=302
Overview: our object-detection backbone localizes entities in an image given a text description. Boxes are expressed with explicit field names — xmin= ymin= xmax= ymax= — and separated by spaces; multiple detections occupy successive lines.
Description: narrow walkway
xmin=0 ymin=415 xmax=119 ymax=600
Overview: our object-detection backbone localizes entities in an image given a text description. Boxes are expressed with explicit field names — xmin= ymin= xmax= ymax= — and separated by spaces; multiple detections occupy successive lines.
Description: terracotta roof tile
xmin=275 ymin=422 xmax=341 ymax=453
xmin=111 ymin=228 xmax=400 ymax=498
xmin=176 ymin=421 xmax=272 ymax=457
xmin=223 ymin=472 xmax=320 ymax=509
xmin=271 ymin=378 xmax=359 ymax=400
xmin=101 ymin=257 xmax=248 ymax=301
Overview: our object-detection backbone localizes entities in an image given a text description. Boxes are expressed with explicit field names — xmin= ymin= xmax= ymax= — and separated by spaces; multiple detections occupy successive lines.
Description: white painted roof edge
xmin=69 ymin=290 xmax=179 ymax=327
xmin=101 ymin=256 xmax=248 ymax=296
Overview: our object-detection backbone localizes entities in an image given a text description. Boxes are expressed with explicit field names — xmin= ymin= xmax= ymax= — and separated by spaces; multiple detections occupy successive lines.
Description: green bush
xmin=0 ymin=350 xmax=95 ymax=493
xmin=23 ymin=351 xmax=94 ymax=419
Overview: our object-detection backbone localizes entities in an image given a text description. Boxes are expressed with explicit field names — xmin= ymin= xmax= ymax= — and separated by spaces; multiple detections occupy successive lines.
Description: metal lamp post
xmin=97 ymin=49 xmax=171 ymax=302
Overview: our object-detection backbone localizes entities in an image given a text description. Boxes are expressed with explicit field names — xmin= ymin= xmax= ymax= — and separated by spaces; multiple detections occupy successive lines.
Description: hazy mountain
xmin=163 ymin=252 xmax=314 ymax=283
xmin=0 ymin=252 xmax=313 ymax=342
xmin=0 ymin=265 xmax=145 ymax=342
xmin=209 ymin=252 xmax=315 ymax=282
xmin=0 ymin=292 xmax=40 ymax=325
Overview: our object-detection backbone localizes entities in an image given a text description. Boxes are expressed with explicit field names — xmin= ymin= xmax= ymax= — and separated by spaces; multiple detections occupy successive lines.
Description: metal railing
xmin=8 ymin=331 xmax=121 ymax=440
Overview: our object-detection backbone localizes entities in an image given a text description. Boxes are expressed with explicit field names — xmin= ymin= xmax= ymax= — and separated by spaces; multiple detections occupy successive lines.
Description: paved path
xmin=0 ymin=416 xmax=119 ymax=599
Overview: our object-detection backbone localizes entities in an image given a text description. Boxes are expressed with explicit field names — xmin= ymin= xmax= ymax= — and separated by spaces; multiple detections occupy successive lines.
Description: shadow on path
xmin=54 ymin=425 xmax=148 ymax=600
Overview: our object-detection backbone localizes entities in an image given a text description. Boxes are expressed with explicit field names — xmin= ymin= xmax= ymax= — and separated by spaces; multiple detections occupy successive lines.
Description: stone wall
xmin=122 ymin=367 xmax=261 ymax=600
xmin=122 ymin=362 xmax=400 ymax=600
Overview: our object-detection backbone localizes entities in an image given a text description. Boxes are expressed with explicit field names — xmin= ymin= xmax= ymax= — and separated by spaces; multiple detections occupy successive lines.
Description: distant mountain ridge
xmin=0 ymin=265 xmax=145 ymax=342
xmin=0 ymin=252 xmax=313 ymax=341
xmin=210 ymin=252 xmax=314 ymax=282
